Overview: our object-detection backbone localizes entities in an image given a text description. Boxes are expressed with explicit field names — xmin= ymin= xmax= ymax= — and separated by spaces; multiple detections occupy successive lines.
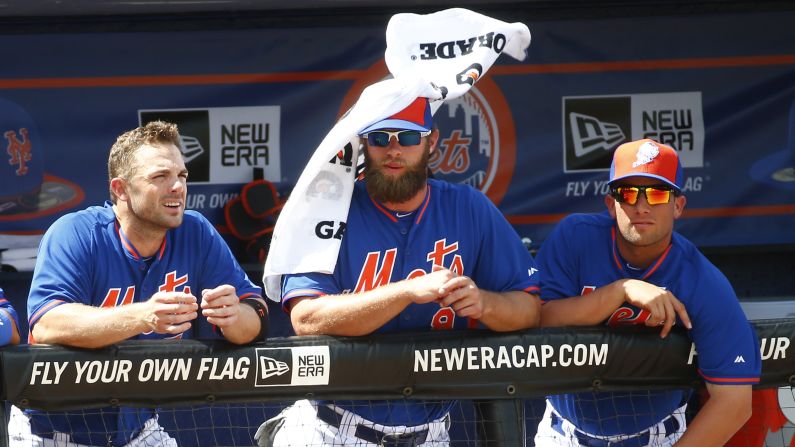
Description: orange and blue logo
xmin=5 ymin=128 xmax=32 ymax=176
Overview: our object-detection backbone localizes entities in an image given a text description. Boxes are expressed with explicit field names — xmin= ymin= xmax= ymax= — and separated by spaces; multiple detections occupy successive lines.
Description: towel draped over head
xmin=262 ymin=8 xmax=531 ymax=301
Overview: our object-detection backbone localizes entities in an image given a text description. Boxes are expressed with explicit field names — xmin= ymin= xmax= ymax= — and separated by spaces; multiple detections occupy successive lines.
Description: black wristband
xmin=240 ymin=297 xmax=269 ymax=341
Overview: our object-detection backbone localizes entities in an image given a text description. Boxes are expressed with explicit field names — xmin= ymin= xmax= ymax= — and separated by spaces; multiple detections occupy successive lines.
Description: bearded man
xmin=256 ymin=97 xmax=541 ymax=447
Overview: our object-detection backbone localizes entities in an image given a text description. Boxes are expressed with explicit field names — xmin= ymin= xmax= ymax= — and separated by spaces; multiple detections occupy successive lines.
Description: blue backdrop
xmin=1 ymin=11 xmax=794 ymax=251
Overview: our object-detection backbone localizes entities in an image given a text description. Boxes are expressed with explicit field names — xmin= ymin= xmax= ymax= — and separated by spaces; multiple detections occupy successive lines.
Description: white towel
xmin=262 ymin=8 xmax=531 ymax=301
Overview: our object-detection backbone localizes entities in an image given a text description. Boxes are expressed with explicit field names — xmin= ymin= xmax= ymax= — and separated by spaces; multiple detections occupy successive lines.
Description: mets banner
xmin=1 ymin=11 xmax=794 ymax=257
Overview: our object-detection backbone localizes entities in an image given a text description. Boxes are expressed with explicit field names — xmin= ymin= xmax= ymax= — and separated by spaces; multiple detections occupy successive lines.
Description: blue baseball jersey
xmin=537 ymin=212 xmax=761 ymax=436
xmin=0 ymin=287 xmax=21 ymax=344
xmin=26 ymin=201 xmax=262 ymax=446
xmin=283 ymin=179 xmax=539 ymax=426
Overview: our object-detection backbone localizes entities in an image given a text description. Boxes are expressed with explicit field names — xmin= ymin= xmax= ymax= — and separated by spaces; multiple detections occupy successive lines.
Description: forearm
xmin=9 ymin=322 xmax=20 ymax=345
xmin=479 ymin=291 xmax=541 ymax=331
xmin=220 ymin=300 xmax=265 ymax=344
xmin=290 ymin=282 xmax=413 ymax=336
xmin=0 ymin=309 xmax=21 ymax=345
xmin=32 ymin=303 xmax=150 ymax=348
xmin=539 ymin=280 xmax=627 ymax=327
xmin=674 ymin=385 xmax=752 ymax=446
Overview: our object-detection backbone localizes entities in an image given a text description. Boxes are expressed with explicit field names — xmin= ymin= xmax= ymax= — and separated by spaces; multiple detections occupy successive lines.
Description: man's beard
xmin=364 ymin=142 xmax=430 ymax=204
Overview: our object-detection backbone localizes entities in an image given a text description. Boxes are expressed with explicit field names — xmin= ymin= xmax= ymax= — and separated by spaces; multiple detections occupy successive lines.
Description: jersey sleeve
xmin=27 ymin=214 xmax=95 ymax=329
xmin=535 ymin=215 xmax=581 ymax=302
xmin=469 ymin=190 xmax=539 ymax=295
xmin=0 ymin=288 xmax=20 ymax=338
xmin=686 ymin=265 xmax=761 ymax=385
xmin=194 ymin=213 xmax=262 ymax=300
xmin=281 ymin=272 xmax=340 ymax=311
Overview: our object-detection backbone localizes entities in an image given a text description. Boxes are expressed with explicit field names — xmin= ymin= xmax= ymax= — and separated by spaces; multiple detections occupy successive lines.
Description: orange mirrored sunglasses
xmin=610 ymin=185 xmax=677 ymax=206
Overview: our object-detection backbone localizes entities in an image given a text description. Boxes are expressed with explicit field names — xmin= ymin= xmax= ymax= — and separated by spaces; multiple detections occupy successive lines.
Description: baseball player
xmin=534 ymin=139 xmax=761 ymax=446
xmin=9 ymin=121 xmax=268 ymax=447
xmin=0 ymin=287 xmax=21 ymax=346
xmin=257 ymin=97 xmax=541 ymax=446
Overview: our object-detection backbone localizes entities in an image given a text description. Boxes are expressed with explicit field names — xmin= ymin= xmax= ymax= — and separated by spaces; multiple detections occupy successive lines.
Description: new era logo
xmin=255 ymin=346 xmax=330 ymax=387
xmin=140 ymin=105 xmax=283 ymax=185
xmin=734 ymin=355 xmax=745 ymax=363
xmin=568 ymin=112 xmax=626 ymax=157
xmin=179 ymin=135 xmax=205 ymax=164
xmin=140 ymin=109 xmax=211 ymax=182
xmin=562 ymin=96 xmax=631 ymax=172
xmin=259 ymin=356 xmax=289 ymax=379
xmin=562 ymin=93 xmax=704 ymax=172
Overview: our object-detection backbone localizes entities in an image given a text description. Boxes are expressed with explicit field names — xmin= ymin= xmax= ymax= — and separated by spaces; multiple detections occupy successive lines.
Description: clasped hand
xmin=142 ymin=285 xmax=240 ymax=334
xmin=621 ymin=279 xmax=692 ymax=337
xmin=408 ymin=267 xmax=484 ymax=319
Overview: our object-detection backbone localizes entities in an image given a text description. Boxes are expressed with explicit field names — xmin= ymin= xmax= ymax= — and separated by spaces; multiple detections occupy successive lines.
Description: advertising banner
xmin=1 ymin=11 xmax=793 ymax=266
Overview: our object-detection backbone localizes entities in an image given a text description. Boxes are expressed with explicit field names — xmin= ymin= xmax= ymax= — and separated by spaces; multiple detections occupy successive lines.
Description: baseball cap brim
xmin=0 ymin=174 xmax=84 ymax=222
xmin=358 ymin=97 xmax=433 ymax=135
xmin=609 ymin=173 xmax=681 ymax=192
xmin=359 ymin=118 xmax=431 ymax=134
xmin=750 ymin=149 xmax=795 ymax=191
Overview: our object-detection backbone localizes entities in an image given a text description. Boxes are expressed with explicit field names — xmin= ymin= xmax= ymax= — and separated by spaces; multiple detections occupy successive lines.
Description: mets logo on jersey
xmin=607 ymin=305 xmax=652 ymax=327
xmin=100 ymin=271 xmax=192 ymax=339
xmin=581 ymin=285 xmax=651 ymax=327
xmin=99 ymin=271 xmax=193 ymax=308
xmin=338 ymin=61 xmax=517 ymax=205
xmin=5 ymin=127 xmax=32 ymax=176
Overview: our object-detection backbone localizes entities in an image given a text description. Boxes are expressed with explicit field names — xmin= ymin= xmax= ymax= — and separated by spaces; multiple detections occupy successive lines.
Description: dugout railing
xmin=1 ymin=321 xmax=793 ymax=446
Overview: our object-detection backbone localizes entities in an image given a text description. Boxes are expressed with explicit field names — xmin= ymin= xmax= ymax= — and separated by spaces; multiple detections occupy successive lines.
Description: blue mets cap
xmin=750 ymin=97 xmax=795 ymax=191
xmin=0 ymin=97 xmax=83 ymax=224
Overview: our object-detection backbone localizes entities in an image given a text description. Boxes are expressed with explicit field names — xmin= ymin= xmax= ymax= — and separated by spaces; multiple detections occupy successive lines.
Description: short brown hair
xmin=107 ymin=121 xmax=181 ymax=203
